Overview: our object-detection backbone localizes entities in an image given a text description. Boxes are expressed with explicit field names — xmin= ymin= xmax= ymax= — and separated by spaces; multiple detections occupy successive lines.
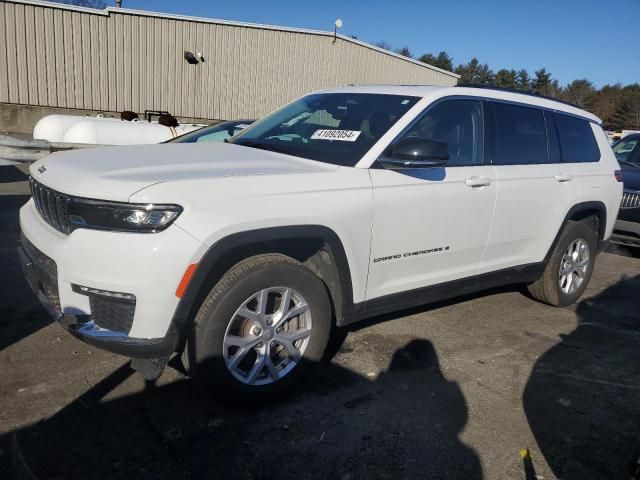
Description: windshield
xmin=230 ymin=93 xmax=420 ymax=166
xmin=169 ymin=121 xmax=254 ymax=143
xmin=612 ymin=137 xmax=640 ymax=164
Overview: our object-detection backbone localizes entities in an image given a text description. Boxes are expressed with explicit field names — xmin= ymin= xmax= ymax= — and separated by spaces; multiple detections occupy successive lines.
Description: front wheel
xmin=527 ymin=221 xmax=597 ymax=307
xmin=185 ymin=254 xmax=331 ymax=401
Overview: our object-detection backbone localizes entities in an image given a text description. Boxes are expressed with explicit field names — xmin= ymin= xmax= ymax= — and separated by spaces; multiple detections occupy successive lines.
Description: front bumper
xmin=18 ymin=239 xmax=182 ymax=359
xmin=19 ymin=199 xmax=206 ymax=357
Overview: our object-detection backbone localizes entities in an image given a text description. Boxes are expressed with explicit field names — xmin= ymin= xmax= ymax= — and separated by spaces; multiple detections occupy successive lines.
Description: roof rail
xmin=456 ymin=84 xmax=581 ymax=110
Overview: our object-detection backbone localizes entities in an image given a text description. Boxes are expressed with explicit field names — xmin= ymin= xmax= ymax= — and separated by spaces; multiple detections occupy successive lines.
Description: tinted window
xmin=398 ymin=100 xmax=484 ymax=166
xmin=554 ymin=113 xmax=600 ymax=163
xmin=231 ymin=93 xmax=419 ymax=167
xmin=492 ymin=102 xmax=548 ymax=165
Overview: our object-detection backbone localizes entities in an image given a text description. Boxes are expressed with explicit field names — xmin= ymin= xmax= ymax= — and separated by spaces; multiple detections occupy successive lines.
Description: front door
xmin=366 ymin=99 xmax=497 ymax=301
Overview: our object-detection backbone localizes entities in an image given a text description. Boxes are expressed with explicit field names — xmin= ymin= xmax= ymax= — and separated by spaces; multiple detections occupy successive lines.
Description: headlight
xmin=68 ymin=199 xmax=182 ymax=233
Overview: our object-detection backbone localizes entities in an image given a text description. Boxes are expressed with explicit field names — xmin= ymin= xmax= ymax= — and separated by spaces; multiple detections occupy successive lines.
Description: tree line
xmin=377 ymin=43 xmax=640 ymax=131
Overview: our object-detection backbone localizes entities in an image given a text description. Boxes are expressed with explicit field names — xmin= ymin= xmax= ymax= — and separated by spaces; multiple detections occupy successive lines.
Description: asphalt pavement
xmin=1 ymin=162 xmax=639 ymax=480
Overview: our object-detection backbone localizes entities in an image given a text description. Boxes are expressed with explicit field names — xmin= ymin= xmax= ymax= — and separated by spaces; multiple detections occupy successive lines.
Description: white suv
xmin=19 ymin=85 xmax=622 ymax=399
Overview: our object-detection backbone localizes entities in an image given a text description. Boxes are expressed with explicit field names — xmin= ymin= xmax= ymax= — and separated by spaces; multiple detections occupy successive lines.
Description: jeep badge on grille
xmin=38 ymin=165 xmax=46 ymax=173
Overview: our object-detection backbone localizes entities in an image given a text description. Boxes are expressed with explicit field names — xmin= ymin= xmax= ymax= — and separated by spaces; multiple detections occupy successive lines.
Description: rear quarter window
xmin=554 ymin=113 xmax=600 ymax=163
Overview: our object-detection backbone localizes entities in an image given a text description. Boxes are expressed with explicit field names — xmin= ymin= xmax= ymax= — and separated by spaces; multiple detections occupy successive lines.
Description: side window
xmin=399 ymin=99 xmax=484 ymax=166
xmin=492 ymin=102 xmax=548 ymax=165
xmin=554 ymin=113 xmax=601 ymax=163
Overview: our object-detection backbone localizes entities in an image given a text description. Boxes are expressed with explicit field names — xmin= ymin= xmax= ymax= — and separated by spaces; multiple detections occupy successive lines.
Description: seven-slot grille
xmin=621 ymin=190 xmax=640 ymax=209
xmin=29 ymin=177 xmax=72 ymax=234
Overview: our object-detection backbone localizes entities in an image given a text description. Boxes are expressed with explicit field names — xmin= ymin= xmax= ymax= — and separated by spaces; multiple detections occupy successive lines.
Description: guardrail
xmin=0 ymin=134 xmax=104 ymax=164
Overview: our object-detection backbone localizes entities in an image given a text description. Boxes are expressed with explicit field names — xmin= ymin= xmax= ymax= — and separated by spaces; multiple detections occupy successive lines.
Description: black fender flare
xmin=543 ymin=201 xmax=608 ymax=264
xmin=168 ymin=225 xmax=356 ymax=348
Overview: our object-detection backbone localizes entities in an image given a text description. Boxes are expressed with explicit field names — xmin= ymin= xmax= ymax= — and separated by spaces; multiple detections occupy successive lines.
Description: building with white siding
xmin=0 ymin=0 xmax=459 ymax=133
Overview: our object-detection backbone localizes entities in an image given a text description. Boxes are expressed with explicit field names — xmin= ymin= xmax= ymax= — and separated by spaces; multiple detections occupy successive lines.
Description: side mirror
xmin=380 ymin=137 xmax=449 ymax=169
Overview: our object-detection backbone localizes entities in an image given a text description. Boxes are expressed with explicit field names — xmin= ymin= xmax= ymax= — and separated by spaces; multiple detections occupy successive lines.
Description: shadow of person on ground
xmin=1 ymin=339 xmax=482 ymax=480
xmin=523 ymin=274 xmax=640 ymax=479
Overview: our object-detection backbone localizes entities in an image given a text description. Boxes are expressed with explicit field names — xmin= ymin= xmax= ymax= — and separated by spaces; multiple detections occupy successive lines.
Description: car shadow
xmin=0 ymin=165 xmax=47 ymax=352
xmin=523 ymin=274 xmax=640 ymax=479
xmin=606 ymin=242 xmax=640 ymax=259
xmin=0 ymin=339 xmax=483 ymax=480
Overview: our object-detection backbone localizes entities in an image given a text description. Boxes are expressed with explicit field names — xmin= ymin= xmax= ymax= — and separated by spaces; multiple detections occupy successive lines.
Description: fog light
xmin=72 ymin=284 xmax=136 ymax=303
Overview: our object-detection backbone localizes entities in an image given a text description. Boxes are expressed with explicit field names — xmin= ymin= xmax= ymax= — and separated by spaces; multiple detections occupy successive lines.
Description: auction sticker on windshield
xmin=311 ymin=129 xmax=361 ymax=142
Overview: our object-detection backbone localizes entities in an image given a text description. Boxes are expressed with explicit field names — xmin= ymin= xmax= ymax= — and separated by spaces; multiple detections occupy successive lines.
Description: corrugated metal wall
xmin=0 ymin=0 xmax=458 ymax=120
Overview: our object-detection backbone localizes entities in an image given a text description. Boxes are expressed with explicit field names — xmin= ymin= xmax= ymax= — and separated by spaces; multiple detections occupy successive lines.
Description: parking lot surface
xmin=1 ymin=163 xmax=639 ymax=480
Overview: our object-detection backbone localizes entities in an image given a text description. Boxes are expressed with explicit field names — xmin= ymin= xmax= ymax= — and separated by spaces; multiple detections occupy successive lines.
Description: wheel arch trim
xmin=544 ymin=201 xmax=608 ymax=264
xmin=169 ymin=225 xmax=355 ymax=348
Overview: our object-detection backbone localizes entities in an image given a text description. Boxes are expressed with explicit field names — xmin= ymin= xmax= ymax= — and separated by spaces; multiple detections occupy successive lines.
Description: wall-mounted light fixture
xmin=333 ymin=18 xmax=342 ymax=44
xmin=184 ymin=51 xmax=199 ymax=64
xmin=184 ymin=51 xmax=205 ymax=64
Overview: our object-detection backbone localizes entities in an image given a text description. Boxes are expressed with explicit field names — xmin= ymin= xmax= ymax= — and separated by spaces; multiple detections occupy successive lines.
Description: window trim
xmin=485 ymin=97 xmax=600 ymax=125
xmin=376 ymin=95 xmax=488 ymax=168
xmin=543 ymin=110 xmax=562 ymax=164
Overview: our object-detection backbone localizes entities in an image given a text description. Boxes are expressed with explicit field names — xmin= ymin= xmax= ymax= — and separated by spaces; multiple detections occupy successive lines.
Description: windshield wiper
xmin=618 ymin=159 xmax=640 ymax=169
xmin=237 ymin=141 xmax=292 ymax=155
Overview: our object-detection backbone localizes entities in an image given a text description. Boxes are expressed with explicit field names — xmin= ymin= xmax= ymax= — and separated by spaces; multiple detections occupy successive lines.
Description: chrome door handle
xmin=554 ymin=173 xmax=573 ymax=182
xmin=465 ymin=176 xmax=491 ymax=187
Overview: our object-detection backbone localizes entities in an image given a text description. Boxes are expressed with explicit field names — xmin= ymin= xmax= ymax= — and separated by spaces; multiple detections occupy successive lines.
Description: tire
xmin=185 ymin=254 xmax=331 ymax=402
xmin=527 ymin=221 xmax=597 ymax=307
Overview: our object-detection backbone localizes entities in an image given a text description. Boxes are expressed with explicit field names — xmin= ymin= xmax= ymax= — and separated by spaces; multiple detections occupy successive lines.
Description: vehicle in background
xmin=610 ymin=129 xmax=640 ymax=143
xmin=612 ymin=133 xmax=640 ymax=248
xmin=169 ymin=120 xmax=255 ymax=143
xmin=33 ymin=111 xmax=205 ymax=145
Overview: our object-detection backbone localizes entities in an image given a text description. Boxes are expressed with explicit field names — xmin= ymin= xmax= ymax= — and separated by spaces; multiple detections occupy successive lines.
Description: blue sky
xmin=121 ymin=0 xmax=639 ymax=88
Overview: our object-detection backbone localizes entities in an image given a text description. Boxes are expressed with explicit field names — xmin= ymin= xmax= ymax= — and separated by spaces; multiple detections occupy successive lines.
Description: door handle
xmin=554 ymin=173 xmax=573 ymax=182
xmin=465 ymin=176 xmax=491 ymax=187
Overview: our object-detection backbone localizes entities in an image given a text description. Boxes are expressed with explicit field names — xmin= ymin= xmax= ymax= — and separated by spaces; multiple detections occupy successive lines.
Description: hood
xmin=29 ymin=142 xmax=338 ymax=202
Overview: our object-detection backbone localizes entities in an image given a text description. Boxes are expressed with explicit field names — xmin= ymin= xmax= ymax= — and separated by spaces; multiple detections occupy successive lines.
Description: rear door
xmin=480 ymin=102 xmax=581 ymax=273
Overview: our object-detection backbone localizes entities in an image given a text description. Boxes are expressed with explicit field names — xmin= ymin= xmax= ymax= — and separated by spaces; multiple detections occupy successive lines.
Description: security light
xmin=333 ymin=18 xmax=343 ymax=43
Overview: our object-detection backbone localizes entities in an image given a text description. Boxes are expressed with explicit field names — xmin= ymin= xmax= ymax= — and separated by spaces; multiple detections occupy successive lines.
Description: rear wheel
xmin=185 ymin=254 xmax=331 ymax=401
xmin=527 ymin=221 xmax=597 ymax=307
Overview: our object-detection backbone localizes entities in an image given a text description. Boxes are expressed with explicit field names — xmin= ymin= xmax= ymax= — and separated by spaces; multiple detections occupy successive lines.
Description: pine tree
xmin=495 ymin=69 xmax=517 ymax=89
xmin=516 ymin=70 xmax=531 ymax=91
xmin=455 ymin=58 xmax=493 ymax=84
xmin=395 ymin=47 xmax=413 ymax=58
xmin=477 ymin=63 xmax=494 ymax=84
xmin=418 ymin=51 xmax=454 ymax=71
xmin=532 ymin=68 xmax=553 ymax=96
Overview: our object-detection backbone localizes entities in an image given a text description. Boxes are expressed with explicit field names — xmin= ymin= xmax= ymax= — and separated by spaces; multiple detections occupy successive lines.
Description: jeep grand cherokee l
xmin=19 ymin=85 xmax=622 ymax=400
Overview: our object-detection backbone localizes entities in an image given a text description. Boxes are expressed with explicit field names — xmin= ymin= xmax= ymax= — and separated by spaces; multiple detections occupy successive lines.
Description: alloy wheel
xmin=558 ymin=238 xmax=590 ymax=295
xmin=222 ymin=287 xmax=312 ymax=385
